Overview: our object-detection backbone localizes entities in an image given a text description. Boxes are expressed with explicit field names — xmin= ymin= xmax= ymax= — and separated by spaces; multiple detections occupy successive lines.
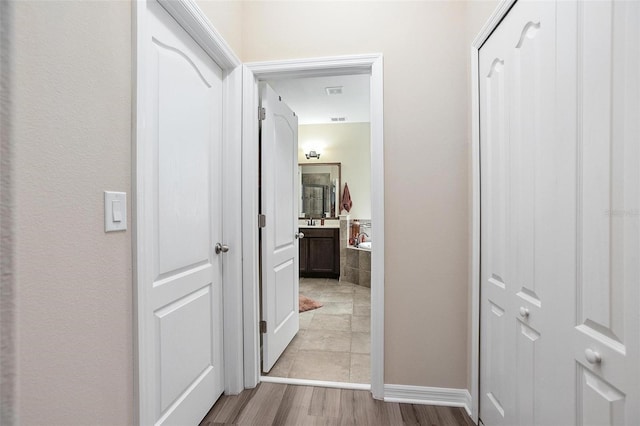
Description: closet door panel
xmin=572 ymin=1 xmax=640 ymax=424
xmin=479 ymin=24 xmax=514 ymax=426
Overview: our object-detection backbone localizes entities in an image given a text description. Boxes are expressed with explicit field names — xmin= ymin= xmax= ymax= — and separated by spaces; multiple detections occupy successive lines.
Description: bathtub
xmin=349 ymin=241 xmax=371 ymax=251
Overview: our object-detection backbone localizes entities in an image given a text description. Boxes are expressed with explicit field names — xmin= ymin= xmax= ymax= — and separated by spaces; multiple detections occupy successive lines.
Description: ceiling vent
xmin=330 ymin=117 xmax=347 ymax=122
xmin=325 ymin=86 xmax=343 ymax=96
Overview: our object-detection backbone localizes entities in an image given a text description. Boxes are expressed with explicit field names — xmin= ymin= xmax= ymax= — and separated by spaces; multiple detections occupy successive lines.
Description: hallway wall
xmin=13 ymin=2 xmax=134 ymax=424
xmin=10 ymin=1 xmax=496 ymax=424
xmin=235 ymin=0 xmax=497 ymax=390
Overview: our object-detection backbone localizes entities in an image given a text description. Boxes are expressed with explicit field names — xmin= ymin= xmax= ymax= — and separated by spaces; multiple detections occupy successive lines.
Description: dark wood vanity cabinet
xmin=299 ymin=227 xmax=340 ymax=278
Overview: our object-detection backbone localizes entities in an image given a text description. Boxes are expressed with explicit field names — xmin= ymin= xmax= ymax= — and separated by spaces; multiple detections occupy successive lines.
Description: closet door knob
xmin=519 ymin=307 xmax=530 ymax=318
xmin=215 ymin=243 xmax=230 ymax=254
xmin=295 ymin=232 xmax=305 ymax=239
xmin=585 ymin=349 xmax=602 ymax=364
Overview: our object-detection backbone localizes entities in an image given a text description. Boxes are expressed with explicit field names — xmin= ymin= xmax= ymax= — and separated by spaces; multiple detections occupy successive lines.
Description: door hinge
xmin=259 ymin=107 xmax=266 ymax=121
xmin=260 ymin=320 xmax=267 ymax=333
xmin=258 ymin=214 xmax=266 ymax=228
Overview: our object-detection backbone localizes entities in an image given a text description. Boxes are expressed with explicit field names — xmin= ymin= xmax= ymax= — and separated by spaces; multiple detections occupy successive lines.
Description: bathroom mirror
xmin=299 ymin=162 xmax=341 ymax=219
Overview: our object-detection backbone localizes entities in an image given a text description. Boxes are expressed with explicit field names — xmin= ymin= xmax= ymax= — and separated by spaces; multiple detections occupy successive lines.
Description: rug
xmin=299 ymin=294 xmax=323 ymax=313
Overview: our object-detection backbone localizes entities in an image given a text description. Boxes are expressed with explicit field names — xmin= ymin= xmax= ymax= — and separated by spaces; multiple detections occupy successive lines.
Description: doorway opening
xmin=260 ymin=74 xmax=373 ymax=386
xmin=241 ymin=54 xmax=385 ymax=398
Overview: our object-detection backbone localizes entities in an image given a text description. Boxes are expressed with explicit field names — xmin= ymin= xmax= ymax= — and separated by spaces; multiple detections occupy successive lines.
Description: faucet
xmin=355 ymin=232 xmax=369 ymax=247
xmin=307 ymin=218 xmax=316 ymax=226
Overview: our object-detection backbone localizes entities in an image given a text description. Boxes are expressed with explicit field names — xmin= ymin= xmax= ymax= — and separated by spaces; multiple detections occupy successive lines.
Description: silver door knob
xmin=585 ymin=348 xmax=602 ymax=364
xmin=295 ymin=232 xmax=305 ymax=239
xmin=519 ymin=307 xmax=530 ymax=318
xmin=215 ymin=243 xmax=230 ymax=254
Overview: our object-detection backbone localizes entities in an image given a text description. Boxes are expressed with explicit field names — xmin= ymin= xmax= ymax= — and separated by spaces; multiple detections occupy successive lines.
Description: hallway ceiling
xmin=267 ymin=74 xmax=370 ymax=125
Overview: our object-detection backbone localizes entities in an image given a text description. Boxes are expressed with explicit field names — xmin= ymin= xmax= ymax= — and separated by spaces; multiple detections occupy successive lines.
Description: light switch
xmin=105 ymin=191 xmax=127 ymax=232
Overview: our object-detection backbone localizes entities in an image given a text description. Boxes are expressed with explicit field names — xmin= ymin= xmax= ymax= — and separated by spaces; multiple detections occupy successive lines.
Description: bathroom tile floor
xmin=265 ymin=277 xmax=371 ymax=384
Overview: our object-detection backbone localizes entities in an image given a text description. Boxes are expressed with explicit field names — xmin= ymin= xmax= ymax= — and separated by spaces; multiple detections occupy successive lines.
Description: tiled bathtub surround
xmin=339 ymin=216 xmax=371 ymax=287
xmin=266 ymin=278 xmax=371 ymax=384
xmin=344 ymin=248 xmax=371 ymax=287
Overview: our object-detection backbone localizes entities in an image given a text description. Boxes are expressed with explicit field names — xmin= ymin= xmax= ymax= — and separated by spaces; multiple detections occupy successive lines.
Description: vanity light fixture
xmin=305 ymin=150 xmax=321 ymax=160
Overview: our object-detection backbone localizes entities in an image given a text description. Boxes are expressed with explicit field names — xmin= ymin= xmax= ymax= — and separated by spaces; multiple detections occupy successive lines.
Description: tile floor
xmin=265 ymin=277 xmax=371 ymax=384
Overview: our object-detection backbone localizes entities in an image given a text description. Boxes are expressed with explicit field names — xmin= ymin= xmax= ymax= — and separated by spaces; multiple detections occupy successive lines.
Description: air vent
xmin=325 ymin=86 xmax=343 ymax=96
xmin=330 ymin=117 xmax=347 ymax=122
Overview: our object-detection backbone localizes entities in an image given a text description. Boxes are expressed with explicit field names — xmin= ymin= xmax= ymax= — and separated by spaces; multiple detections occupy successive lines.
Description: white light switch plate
xmin=104 ymin=191 xmax=127 ymax=232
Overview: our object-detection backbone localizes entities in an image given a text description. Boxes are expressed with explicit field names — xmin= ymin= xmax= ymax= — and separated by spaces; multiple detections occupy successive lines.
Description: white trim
xmin=241 ymin=64 xmax=261 ymax=388
xmin=469 ymin=0 xmax=516 ymax=424
xmin=156 ymin=0 xmax=239 ymax=69
xmin=369 ymin=54 xmax=384 ymax=401
xmin=260 ymin=376 xmax=371 ymax=391
xmin=221 ymin=65 xmax=244 ymax=396
xmin=384 ymin=384 xmax=472 ymax=417
xmin=241 ymin=54 xmax=385 ymax=399
xmin=244 ymin=54 xmax=380 ymax=79
xmin=133 ymin=0 xmax=243 ymax=424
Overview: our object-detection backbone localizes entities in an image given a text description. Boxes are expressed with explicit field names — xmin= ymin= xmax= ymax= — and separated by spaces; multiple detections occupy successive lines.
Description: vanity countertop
xmin=298 ymin=223 xmax=340 ymax=229
xmin=298 ymin=219 xmax=340 ymax=229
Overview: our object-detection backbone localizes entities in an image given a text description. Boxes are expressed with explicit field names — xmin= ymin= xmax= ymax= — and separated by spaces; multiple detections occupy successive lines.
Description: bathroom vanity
xmin=299 ymin=227 xmax=340 ymax=278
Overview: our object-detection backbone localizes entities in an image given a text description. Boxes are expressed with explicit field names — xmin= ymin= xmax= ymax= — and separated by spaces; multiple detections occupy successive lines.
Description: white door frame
xmin=469 ymin=0 xmax=517 ymax=423
xmin=241 ymin=54 xmax=385 ymax=399
xmin=133 ymin=0 xmax=244 ymax=423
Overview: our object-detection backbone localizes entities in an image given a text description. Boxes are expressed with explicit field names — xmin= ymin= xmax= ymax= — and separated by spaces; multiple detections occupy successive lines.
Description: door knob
xmin=519 ymin=307 xmax=530 ymax=318
xmin=585 ymin=348 xmax=602 ymax=364
xmin=295 ymin=232 xmax=305 ymax=239
xmin=215 ymin=243 xmax=230 ymax=254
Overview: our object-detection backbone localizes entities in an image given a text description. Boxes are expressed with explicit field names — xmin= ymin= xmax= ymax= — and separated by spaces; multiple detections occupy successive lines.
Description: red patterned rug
xmin=299 ymin=295 xmax=323 ymax=313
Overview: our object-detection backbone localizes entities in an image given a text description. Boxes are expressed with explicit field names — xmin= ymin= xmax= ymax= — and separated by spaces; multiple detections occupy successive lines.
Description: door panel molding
xmin=259 ymin=83 xmax=299 ymax=373
xmin=472 ymin=1 xmax=640 ymax=425
xmin=470 ymin=1 xmax=518 ymax=424
xmin=242 ymin=54 xmax=385 ymax=399
xmin=133 ymin=1 xmax=243 ymax=424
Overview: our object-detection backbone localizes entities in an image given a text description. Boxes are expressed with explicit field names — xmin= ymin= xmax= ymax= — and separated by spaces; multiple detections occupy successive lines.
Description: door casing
xmin=241 ymin=55 xmax=385 ymax=399
xmin=133 ymin=1 xmax=244 ymax=424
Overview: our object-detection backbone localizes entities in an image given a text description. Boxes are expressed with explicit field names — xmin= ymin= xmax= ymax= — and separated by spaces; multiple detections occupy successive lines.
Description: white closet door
xmin=479 ymin=17 xmax=515 ymax=426
xmin=569 ymin=1 xmax=640 ymax=424
xmin=480 ymin=1 xmax=569 ymax=423
xmin=480 ymin=0 xmax=640 ymax=425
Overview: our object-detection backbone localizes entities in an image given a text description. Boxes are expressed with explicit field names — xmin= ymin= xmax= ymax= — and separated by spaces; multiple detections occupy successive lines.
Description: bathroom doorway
xmin=243 ymin=54 xmax=384 ymax=398
xmin=262 ymin=74 xmax=372 ymax=385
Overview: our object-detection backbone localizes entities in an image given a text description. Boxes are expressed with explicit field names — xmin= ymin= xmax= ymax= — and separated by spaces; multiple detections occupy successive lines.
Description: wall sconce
xmin=305 ymin=150 xmax=321 ymax=160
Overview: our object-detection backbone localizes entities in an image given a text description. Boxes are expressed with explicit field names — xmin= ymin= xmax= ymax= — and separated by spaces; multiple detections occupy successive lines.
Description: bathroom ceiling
xmin=266 ymin=74 xmax=370 ymax=125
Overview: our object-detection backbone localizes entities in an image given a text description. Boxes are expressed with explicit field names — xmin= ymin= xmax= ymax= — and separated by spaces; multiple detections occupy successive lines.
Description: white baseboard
xmin=384 ymin=384 xmax=472 ymax=416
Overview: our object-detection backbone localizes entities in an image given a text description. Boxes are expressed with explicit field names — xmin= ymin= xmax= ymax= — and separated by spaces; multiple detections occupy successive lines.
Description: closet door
xmin=479 ymin=1 xmax=575 ymax=424
xmin=569 ymin=1 xmax=640 ymax=424
xmin=479 ymin=17 xmax=515 ymax=426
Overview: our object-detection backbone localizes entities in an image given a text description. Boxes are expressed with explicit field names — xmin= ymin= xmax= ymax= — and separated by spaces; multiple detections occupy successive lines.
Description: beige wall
xmin=10 ymin=1 xmax=499 ymax=423
xmin=241 ymin=1 xmax=476 ymax=389
xmin=196 ymin=0 xmax=244 ymax=58
xmin=299 ymin=123 xmax=371 ymax=220
xmin=13 ymin=1 xmax=133 ymax=424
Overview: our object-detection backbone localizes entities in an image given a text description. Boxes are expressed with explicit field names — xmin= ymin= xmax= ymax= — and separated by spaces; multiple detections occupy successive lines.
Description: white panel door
xmin=480 ymin=0 xmax=640 ymax=425
xmin=140 ymin=1 xmax=224 ymax=424
xmin=480 ymin=1 xmax=577 ymax=425
xmin=479 ymin=17 xmax=514 ymax=425
xmin=480 ymin=2 xmax=567 ymax=423
xmin=260 ymin=83 xmax=300 ymax=373
xmin=570 ymin=1 xmax=640 ymax=424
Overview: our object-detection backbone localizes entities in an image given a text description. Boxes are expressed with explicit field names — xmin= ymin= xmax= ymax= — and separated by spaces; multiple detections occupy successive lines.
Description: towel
xmin=341 ymin=183 xmax=352 ymax=213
